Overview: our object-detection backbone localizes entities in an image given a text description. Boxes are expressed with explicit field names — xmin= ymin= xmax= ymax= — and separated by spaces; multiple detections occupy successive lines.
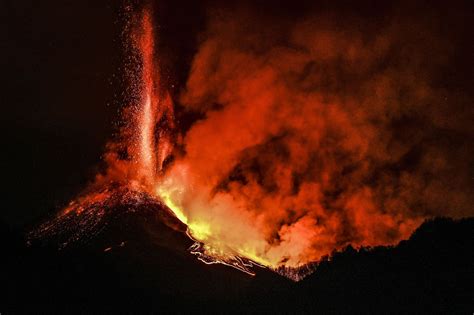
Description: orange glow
xmin=152 ymin=11 xmax=431 ymax=276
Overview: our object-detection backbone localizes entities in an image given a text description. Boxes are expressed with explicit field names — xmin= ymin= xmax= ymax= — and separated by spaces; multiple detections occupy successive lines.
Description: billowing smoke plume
xmin=161 ymin=4 xmax=474 ymax=268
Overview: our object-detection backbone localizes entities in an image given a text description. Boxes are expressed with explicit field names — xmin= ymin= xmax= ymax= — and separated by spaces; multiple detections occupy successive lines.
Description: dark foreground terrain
xmin=2 ymin=201 xmax=472 ymax=313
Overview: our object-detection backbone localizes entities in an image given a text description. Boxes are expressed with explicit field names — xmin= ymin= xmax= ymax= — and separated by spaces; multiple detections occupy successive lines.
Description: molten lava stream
xmin=129 ymin=7 xmax=295 ymax=278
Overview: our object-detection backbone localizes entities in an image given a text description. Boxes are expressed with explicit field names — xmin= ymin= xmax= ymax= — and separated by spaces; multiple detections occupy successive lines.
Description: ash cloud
xmin=166 ymin=2 xmax=474 ymax=266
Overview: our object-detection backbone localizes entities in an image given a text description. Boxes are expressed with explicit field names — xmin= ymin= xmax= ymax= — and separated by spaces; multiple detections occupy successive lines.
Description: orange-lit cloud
xmin=159 ymin=7 xmax=474 ymax=269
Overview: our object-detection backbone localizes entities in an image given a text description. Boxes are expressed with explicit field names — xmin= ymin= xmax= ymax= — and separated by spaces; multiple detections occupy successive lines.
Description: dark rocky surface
xmin=2 ymin=199 xmax=473 ymax=313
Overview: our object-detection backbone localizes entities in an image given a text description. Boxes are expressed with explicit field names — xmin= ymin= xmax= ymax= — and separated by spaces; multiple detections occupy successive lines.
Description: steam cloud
xmin=162 ymin=4 xmax=473 ymax=267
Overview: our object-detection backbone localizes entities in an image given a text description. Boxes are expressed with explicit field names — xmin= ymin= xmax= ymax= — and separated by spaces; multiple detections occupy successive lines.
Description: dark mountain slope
xmin=2 ymin=198 xmax=472 ymax=313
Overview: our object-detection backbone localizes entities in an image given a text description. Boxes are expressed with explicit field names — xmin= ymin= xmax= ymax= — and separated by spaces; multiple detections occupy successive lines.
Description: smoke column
xmin=158 ymin=5 xmax=474 ymax=272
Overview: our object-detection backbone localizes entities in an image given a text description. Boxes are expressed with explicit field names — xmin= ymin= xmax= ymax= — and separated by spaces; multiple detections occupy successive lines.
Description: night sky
xmin=2 ymin=1 xmax=473 ymax=312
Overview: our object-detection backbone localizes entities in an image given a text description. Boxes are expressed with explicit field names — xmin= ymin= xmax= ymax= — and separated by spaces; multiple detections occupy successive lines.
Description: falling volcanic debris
xmin=31 ymin=3 xmax=474 ymax=281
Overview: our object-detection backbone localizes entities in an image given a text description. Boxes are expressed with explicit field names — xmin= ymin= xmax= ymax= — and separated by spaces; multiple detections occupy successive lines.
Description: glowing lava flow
xmin=155 ymin=170 xmax=316 ymax=279
xmin=131 ymin=8 xmax=276 ymax=277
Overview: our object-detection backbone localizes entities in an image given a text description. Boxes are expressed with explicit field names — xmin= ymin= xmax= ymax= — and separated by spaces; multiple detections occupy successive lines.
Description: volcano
xmin=4 ymin=0 xmax=474 ymax=312
xmin=17 ymin=188 xmax=294 ymax=312
xmin=17 ymin=2 xmax=471 ymax=282
xmin=27 ymin=186 xmax=297 ymax=278
xmin=15 ymin=181 xmax=473 ymax=312
xmin=11 ymin=185 xmax=474 ymax=313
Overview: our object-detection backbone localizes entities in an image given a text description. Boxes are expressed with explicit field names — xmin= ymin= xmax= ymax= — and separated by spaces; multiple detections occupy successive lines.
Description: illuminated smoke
xmin=157 ymin=7 xmax=474 ymax=274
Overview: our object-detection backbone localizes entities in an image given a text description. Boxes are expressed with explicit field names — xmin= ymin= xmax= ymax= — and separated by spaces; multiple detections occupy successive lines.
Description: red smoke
xmin=159 ymin=8 xmax=473 ymax=270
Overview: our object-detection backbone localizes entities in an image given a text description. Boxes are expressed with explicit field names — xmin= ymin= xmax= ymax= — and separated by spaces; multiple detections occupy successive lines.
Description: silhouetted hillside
xmin=2 ymin=208 xmax=472 ymax=313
